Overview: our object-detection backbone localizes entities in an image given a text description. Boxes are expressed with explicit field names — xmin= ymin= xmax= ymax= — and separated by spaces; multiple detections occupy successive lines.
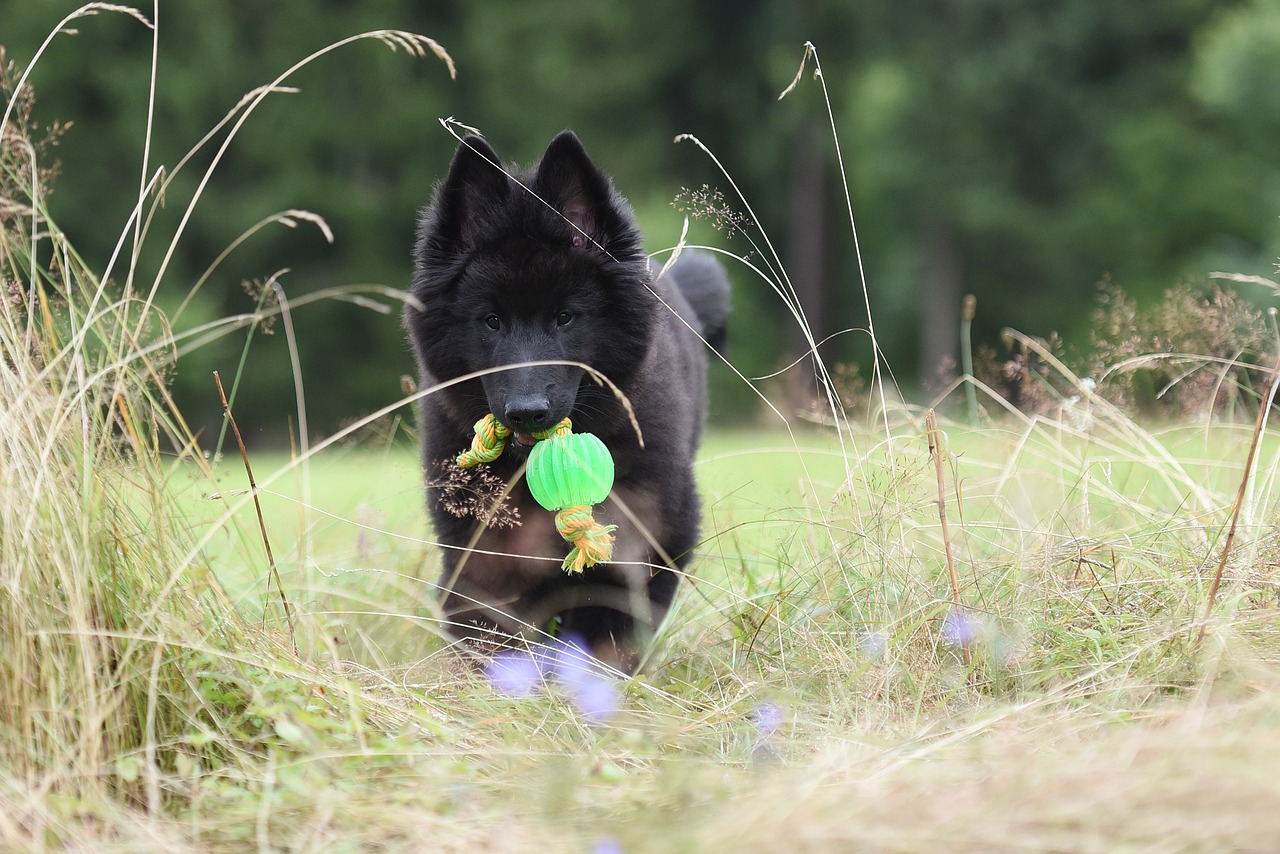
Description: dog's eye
xmin=555 ymin=311 xmax=573 ymax=327
xmin=484 ymin=314 xmax=501 ymax=331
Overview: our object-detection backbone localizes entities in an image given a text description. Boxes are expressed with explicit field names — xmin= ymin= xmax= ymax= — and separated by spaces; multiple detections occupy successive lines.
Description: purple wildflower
xmin=546 ymin=633 xmax=596 ymax=689
xmin=484 ymin=650 xmax=544 ymax=696
xmin=749 ymin=701 xmax=785 ymax=762
xmin=548 ymin=634 xmax=620 ymax=722
xmin=752 ymin=701 xmax=784 ymax=737
xmin=590 ymin=837 xmax=624 ymax=854
xmin=572 ymin=675 xmax=620 ymax=723
xmin=486 ymin=634 xmax=621 ymax=723
xmin=941 ymin=609 xmax=982 ymax=648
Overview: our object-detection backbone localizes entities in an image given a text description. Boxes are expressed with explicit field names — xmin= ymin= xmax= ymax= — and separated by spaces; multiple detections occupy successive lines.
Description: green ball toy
xmin=526 ymin=432 xmax=615 ymax=511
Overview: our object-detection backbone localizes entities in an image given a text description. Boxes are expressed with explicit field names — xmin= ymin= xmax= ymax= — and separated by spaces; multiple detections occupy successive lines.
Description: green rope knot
xmin=455 ymin=414 xmax=615 ymax=573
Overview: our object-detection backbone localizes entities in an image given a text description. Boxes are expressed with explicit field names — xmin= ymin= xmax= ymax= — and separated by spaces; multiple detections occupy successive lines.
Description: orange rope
xmin=456 ymin=414 xmax=510 ymax=467
xmin=456 ymin=414 xmax=573 ymax=467
xmin=554 ymin=505 xmax=617 ymax=573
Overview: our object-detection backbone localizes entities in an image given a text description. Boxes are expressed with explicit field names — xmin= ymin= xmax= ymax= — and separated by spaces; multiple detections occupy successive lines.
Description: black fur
xmin=404 ymin=130 xmax=730 ymax=669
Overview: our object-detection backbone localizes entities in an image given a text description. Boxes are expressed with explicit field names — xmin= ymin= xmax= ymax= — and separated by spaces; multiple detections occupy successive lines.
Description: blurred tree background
xmin=5 ymin=0 xmax=1279 ymax=442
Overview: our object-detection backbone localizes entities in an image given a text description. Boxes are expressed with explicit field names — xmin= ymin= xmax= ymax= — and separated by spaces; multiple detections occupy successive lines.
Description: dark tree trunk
xmin=785 ymin=124 xmax=827 ymax=413
xmin=921 ymin=219 xmax=962 ymax=390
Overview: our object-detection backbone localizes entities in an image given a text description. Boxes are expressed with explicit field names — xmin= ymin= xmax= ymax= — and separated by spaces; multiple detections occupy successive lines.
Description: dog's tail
xmin=659 ymin=250 xmax=731 ymax=356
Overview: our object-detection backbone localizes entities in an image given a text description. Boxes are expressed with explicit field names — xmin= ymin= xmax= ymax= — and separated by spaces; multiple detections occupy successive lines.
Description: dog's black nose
xmin=504 ymin=397 xmax=554 ymax=433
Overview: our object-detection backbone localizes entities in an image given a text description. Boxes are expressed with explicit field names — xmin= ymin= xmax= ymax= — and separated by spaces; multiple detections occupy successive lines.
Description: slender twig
xmin=926 ymin=410 xmax=970 ymax=665
xmin=144 ymin=633 xmax=163 ymax=817
xmin=1197 ymin=357 xmax=1280 ymax=647
xmin=214 ymin=371 xmax=297 ymax=653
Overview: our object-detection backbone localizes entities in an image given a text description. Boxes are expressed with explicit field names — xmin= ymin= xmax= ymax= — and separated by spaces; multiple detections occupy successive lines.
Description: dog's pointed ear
xmin=534 ymin=130 xmax=613 ymax=248
xmin=432 ymin=135 xmax=507 ymax=251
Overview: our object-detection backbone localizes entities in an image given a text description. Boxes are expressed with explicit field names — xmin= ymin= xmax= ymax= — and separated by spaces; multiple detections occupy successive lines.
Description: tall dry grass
xmin=0 ymin=9 xmax=457 ymax=847
xmin=2 ymin=27 xmax=245 ymax=831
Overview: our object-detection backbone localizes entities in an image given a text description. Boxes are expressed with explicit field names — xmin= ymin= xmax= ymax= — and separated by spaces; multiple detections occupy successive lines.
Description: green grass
xmin=176 ymin=431 xmax=846 ymax=669
xmin=134 ymin=417 xmax=1280 ymax=852
xmin=7 ymin=12 xmax=1280 ymax=852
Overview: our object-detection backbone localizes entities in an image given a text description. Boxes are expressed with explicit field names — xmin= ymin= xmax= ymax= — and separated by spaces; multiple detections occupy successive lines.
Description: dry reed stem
xmin=926 ymin=409 xmax=970 ymax=665
xmin=1196 ymin=356 xmax=1280 ymax=647
xmin=925 ymin=410 xmax=962 ymax=605
xmin=214 ymin=370 xmax=296 ymax=653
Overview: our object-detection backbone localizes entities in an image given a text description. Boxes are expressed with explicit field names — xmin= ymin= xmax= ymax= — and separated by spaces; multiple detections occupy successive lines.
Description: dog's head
xmin=407 ymin=131 xmax=654 ymax=441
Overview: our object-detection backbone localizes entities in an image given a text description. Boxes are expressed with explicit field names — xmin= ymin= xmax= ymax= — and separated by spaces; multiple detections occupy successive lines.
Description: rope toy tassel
xmin=457 ymin=413 xmax=510 ymax=467
xmin=554 ymin=505 xmax=617 ymax=574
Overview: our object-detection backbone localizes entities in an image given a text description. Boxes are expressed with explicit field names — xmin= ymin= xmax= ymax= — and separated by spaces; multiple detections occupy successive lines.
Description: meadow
xmin=5 ymin=11 xmax=1280 ymax=853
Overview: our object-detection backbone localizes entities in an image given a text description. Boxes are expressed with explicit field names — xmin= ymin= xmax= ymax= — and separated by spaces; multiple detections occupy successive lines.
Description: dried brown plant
xmin=672 ymin=184 xmax=751 ymax=238
xmin=1088 ymin=280 xmax=1273 ymax=419
xmin=430 ymin=458 xmax=522 ymax=529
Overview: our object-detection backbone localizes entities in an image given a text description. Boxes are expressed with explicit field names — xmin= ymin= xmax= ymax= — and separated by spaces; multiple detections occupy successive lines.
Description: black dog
xmin=404 ymin=130 xmax=729 ymax=669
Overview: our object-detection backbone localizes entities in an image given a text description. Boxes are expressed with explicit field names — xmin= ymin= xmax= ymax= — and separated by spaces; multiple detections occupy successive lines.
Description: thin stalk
xmin=273 ymin=281 xmax=311 ymax=566
xmin=926 ymin=410 xmax=963 ymax=607
xmin=1197 ymin=356 xmax=1280 ymax=647
xmin=214 ymin=370 xmax=296 ymax=654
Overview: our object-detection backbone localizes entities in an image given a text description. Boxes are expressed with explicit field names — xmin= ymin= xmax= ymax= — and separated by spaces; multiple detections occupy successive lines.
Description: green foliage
xmin=7 ymin=1 xmax=1278 ymax=434
xmin=841 ymin=1 xmax=1277 ymax=374
xmin=1193 ymin=0 xmax=1280 ymax=141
